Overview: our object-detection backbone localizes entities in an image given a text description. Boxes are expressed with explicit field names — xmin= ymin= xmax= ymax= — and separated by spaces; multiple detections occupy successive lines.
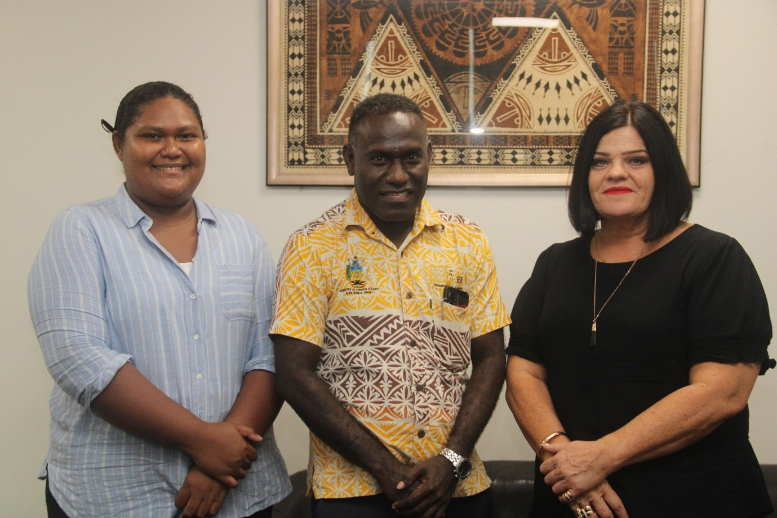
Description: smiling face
xmin=588 ymin=125 xmax=655 ymax=228
xmin=344 ymin=111 xmax=431 ymax=244
xmin=113 ymin=97 xmax=206 ymax=213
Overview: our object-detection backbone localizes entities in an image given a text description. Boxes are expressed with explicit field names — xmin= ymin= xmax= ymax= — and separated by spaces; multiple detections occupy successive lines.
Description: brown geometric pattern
xmin=269 ymin=0 xmax=701 ymax=185
xmin=323 ymin=15 xmax=459 ymax=134
xmin=478 ymin=11 xmax=617 ymax=135
xmin=271 ymin=191 xmax=510 ymax=498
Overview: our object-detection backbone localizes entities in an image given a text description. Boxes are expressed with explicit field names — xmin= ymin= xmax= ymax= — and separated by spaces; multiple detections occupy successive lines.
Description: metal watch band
xmin=440 ymin=447 xmax=465 ymax=467
xmin=440 ymin=447 xmax=471 ymax=479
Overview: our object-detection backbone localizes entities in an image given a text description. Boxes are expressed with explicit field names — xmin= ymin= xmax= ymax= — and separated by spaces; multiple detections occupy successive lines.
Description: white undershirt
xmin=179 ymin=261 xmax=193 ymax=276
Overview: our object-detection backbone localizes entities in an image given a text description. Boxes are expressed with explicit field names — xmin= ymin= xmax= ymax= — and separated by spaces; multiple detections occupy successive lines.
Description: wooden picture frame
xmin=267 ymin=1 xmax=704 ymax=186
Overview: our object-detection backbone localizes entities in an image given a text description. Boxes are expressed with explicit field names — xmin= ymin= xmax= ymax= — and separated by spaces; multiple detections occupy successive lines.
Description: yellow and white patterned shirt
xmin=271 ymin=190 xmax=510 ymax=499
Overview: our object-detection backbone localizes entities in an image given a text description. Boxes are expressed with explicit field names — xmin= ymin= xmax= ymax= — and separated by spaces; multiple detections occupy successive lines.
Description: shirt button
xmin=193 ymin=334 xmax=200 ymax=340
xmin=409 ymin=339 xmax=417 ymax=347
xmin=415 ymin=384 xmax=424 ymax=392
xmin=405 ymin=292 xmax=413 ymax=299
xmin=190 ymin=293 xmax=197 ymax=299
xmin=417 ymin=430 xmax=425 ymax=438
xmin=196 ymin=373 xmax=203 ymax=379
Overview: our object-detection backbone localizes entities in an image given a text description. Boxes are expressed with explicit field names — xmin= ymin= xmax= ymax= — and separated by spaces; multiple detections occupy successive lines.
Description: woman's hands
xmin=175 ymin=423 xmax=262 ymax=516
xmin=562 ymin=479 xmax=628 ymax=518
xmin=541 ymin=440 xmax=609 ymax=496
xmin=541 ymin=441 xmax=629 ymax=518
xmin=90 ymin=363 xmax=262 ymax=491
xmin=183 ymin=422 xmax=262 ymax=488
xmin=175 ymin=465 xmax=229 ymax=518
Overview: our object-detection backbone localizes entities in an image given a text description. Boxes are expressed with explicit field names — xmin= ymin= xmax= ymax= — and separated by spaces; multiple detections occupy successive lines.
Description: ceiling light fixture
xmin=492 ymin=17 xmax=560 ymax=28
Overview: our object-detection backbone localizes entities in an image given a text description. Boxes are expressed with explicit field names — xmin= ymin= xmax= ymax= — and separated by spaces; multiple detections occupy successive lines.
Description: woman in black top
xmin=505 ymin=101 xmax=774 ymax=518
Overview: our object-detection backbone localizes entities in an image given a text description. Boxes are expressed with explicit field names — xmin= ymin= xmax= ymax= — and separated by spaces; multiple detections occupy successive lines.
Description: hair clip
xmin=100 ymin=119 xmax=115 ymax=133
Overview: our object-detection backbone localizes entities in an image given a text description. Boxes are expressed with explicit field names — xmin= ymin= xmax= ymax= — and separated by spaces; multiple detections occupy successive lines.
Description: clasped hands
xmin=379 ymin=455 xmax=459 ymax=518
xmin=175 ymin=421 xmax=263 ymax=517
xmin=540 ymin=440 xmax=629 ymax=518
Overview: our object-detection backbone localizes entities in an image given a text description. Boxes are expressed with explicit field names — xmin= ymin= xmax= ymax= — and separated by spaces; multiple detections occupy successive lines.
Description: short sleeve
xmin=468 ymin=231 xmax=510 ymax=338
xmin=684 ymin=236 xmax=773 ymax=373
xmin=244 ymin=234 xmax=277 ymax=374
xmin=506 ymin=246 xmax=553 ymax=363
xmin=270 ymin=232 xmax=329 ymax=347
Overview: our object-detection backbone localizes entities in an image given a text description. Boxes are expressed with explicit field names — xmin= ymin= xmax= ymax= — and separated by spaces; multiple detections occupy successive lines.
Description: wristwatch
xmin=440 ymin=447 xmax=472 ymax=480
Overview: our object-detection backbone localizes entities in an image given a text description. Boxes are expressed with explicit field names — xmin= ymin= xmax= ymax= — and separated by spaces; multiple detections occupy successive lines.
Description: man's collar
xmin=344 ymin=189 xmax=442 ymax=238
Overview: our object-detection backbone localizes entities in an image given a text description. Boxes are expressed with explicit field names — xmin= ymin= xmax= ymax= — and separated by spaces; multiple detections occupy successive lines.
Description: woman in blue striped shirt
xmin=29 ymin=81 xmax=290 ymax=517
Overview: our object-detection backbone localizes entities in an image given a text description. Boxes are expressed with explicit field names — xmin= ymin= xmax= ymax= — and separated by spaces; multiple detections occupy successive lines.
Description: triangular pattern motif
xmin=322 ymin=15 xmax=458 ymax=134
xmin=481 ymin=13 xmax=616 ymax=133
xmin=274 ymin=1 xmax=699 ymax=184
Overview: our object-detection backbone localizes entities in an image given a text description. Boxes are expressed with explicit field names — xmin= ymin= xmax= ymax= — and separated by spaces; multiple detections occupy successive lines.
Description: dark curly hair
xmin=347 ymin=93 xmax=424 ymax=146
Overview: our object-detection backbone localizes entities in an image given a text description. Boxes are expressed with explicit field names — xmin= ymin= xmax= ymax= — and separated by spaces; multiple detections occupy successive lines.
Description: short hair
xmin=568 ymin=100 xmax=692 ymax=241
xmin=347 ymin=93 xmax=424 ymax=146
xmin=110 ymin=81 xmax=206 ymax=143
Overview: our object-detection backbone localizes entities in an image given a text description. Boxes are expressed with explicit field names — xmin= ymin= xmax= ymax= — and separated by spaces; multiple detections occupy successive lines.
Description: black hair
xmin=347 ymin=93 xmax=424 ymax=146
xmin=105 ymin=81 xmax=206 ymax=142
xmin=568 ymin=100 xmax=692 ymax=242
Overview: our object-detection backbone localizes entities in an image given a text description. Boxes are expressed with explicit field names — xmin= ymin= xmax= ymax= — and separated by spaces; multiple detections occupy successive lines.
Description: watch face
xmin=457 ymin=459 xmax=472 ymax=479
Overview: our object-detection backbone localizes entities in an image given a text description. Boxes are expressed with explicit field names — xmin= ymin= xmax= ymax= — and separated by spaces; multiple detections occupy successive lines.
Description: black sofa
xmin=273 ymin=460 xmax=777 ymax=517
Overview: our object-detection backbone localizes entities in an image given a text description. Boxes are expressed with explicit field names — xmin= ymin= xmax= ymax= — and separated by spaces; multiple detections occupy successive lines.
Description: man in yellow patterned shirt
xmin=271 ymin=94 xmax=510 ymax=518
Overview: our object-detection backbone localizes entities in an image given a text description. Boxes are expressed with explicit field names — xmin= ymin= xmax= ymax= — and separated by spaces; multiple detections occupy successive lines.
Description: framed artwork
xmin=267 ymin=1 xmax=703 ymax=186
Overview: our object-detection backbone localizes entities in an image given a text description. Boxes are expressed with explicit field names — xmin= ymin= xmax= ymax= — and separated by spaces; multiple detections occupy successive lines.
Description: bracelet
xmin=537 ymin=431 xmax=567 ymax=457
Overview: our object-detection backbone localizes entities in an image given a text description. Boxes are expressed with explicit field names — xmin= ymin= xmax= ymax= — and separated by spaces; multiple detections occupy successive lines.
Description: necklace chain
xmin=590 ymin=234 xmax=648 ymax=347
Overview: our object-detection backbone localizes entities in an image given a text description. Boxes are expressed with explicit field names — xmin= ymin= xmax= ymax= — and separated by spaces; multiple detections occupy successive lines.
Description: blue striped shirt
xmin=28 ymin=186 xmax=290 ymax=517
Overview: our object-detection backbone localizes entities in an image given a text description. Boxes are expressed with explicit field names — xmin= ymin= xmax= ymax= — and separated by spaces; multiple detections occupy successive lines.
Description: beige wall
xmin=2 ymin=1 xmax=776 ymax=515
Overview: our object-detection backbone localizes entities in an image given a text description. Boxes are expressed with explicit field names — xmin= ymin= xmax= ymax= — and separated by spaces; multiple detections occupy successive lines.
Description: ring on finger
xmin=575 ymin=508 xmax=585 ymax=518
xmin=583 ymin=505 xmax=595 ymax=517
xmin=562 ymin=489 xmax=574 ymax=503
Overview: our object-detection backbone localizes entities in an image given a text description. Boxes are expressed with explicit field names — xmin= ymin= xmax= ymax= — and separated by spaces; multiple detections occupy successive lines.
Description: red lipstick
xmin=604 ymin=187 xmax=633 ymax=194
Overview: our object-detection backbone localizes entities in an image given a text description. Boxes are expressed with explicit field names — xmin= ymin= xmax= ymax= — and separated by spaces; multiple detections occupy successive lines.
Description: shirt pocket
xmin=218 ymin=265 xmax=256 ymax=321
xmin=431 ymin=299 xmax=471 ymax=370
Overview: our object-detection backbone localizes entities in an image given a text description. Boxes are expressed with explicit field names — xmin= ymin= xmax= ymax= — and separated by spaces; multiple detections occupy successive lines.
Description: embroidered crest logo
xmin=345 ymin=257 xmax=367 ymax=288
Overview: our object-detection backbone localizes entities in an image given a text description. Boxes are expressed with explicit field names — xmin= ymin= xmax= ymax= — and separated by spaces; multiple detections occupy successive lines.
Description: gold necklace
xmin=590 ymin=236 xmax=647 ymax=348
